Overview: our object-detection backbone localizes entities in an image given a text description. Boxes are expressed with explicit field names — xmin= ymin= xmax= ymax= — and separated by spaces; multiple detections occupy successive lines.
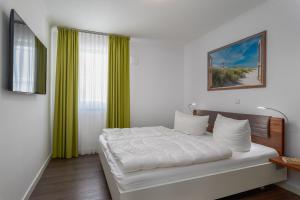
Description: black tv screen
xmin=9 ymin=9 xmax=47 ymax=94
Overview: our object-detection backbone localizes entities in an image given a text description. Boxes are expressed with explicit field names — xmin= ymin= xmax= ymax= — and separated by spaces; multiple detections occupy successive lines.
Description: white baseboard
xmin=22 ymin=154 xmax=51 ymax=200
xmin=277 ymin=181 xmax=300 ymax=196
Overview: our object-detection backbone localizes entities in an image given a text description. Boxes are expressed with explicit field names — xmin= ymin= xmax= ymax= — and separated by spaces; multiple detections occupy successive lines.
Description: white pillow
xmin=174 ymin=111 xmax=209 ymax=135
xmin=213 ymin=114 xmax=251 ymax=152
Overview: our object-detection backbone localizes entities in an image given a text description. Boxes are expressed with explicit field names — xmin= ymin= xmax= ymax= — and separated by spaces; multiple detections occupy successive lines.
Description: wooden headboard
xmin=193 ymin=110 xmax=285 ymax=156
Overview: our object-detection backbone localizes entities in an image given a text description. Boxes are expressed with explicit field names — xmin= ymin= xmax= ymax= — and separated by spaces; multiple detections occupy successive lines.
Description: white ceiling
xmin=44 ymin=0 xmax=266 ymax=43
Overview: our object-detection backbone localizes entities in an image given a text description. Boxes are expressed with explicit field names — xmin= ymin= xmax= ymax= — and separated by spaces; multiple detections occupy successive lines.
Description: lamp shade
xmin=187 ymin=102 xmax=197 ymax=113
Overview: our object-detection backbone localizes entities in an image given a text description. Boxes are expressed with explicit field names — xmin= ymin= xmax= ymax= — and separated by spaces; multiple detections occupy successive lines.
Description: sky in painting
xmin=210 ymin=36 xmax=260 ymax=68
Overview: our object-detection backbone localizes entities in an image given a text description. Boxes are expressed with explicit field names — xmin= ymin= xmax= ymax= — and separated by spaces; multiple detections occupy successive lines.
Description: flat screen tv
xmin=8 ymin=9 xmax=47 ymax=94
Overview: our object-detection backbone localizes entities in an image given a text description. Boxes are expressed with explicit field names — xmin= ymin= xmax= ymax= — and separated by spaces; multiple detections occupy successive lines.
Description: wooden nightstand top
xmin=270 ymin=156 xmax=300 ymax=172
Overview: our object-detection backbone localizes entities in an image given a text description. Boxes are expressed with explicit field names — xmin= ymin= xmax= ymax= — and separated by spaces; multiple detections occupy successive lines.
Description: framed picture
xmin=207 ymin=31 xmax=266 ymax=91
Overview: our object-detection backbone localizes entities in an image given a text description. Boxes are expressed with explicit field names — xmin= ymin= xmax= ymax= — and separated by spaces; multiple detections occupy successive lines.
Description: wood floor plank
xmin=30 ymin=154 xmax=300 ymax=200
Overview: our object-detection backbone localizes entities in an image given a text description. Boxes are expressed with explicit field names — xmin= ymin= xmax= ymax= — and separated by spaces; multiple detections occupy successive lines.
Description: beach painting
xmin=208 ymin=31 xmax=266 ymax=91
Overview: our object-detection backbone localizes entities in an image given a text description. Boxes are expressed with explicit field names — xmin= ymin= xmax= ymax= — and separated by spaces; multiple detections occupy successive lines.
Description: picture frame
xmin=207 ymin=31 xmax=266 ymax=91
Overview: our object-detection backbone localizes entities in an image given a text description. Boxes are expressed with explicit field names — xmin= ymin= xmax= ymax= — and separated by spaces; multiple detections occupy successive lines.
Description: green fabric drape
xmin=52 ymin=28 xmax=79 ymax=159
xmin=107 ymin=35 xmax=130 ymax=128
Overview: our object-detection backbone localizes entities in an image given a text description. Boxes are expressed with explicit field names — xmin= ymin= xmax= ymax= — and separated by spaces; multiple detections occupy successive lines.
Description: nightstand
xmin=270 ymin=156 xmax=300 ymax=172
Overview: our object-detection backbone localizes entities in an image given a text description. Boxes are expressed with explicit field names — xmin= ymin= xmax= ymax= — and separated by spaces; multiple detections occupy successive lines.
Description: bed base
xmin=99 ymin=149 xmax=287 ymax=200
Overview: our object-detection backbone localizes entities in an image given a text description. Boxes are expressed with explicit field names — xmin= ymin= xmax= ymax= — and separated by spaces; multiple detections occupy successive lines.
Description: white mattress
xmin=99 ymin=133 xmax=278 ymax=191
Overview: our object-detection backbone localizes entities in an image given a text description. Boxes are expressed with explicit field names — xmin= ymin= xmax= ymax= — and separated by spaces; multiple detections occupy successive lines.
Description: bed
xmin=98 ymin=110 xmax=287 ymax=200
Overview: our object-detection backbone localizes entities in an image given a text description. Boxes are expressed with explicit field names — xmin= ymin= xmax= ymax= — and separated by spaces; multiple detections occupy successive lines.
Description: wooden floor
xmin=30 ymin=154 xmax=300 ymax=200
xmin=29 ymin=155 xmax=111 ymax=200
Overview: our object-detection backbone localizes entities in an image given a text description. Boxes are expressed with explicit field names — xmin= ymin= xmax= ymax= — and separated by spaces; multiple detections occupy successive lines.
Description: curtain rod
xmin=59 ymin=26 xmax=129 ymax=37
xmin=71 ymin=27 xmax=110 ymax=36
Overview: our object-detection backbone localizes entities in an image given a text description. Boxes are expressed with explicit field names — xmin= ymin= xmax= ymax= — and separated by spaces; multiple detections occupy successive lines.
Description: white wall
xmin=0 ymin=0 xmax=51 ymax=199
xmin=130 ymin=38 xmax=184 ymax=128
xmin=184 ymin=0 xmax=300 ymax=191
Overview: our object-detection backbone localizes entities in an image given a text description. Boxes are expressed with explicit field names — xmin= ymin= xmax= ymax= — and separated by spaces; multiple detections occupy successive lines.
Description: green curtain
xmin=52 ymin=28 xmax=79 ymax=159
xmin=107 ymin=35 xmax=130 ymax=128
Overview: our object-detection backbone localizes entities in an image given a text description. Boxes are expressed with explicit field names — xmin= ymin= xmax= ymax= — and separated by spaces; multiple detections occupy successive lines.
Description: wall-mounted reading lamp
xmin=187 ymin=102 xmax=197 ymax=113
xmin=257 ymin=106 xmax=288 ymax=122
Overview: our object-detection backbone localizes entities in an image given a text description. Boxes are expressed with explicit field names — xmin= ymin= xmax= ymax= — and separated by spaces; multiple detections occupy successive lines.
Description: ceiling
xmin=44 ymin=0 xmax=266 ymax=44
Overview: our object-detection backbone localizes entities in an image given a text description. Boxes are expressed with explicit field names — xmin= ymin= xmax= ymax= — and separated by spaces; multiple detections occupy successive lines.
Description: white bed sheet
xmin=99 ymin=133 xmax=278 ymax=191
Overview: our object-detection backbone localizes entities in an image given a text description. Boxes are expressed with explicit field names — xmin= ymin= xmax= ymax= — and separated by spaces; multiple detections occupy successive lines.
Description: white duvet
xmin=105 ymin=127 xmax=232 ymax=173
xmin=103 ymin=126 xmax=177 ymax=141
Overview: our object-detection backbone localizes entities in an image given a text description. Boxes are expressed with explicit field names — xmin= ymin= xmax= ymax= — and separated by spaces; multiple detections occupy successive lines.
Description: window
xmin=78 ymin=32 xmax=108 ymax=111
